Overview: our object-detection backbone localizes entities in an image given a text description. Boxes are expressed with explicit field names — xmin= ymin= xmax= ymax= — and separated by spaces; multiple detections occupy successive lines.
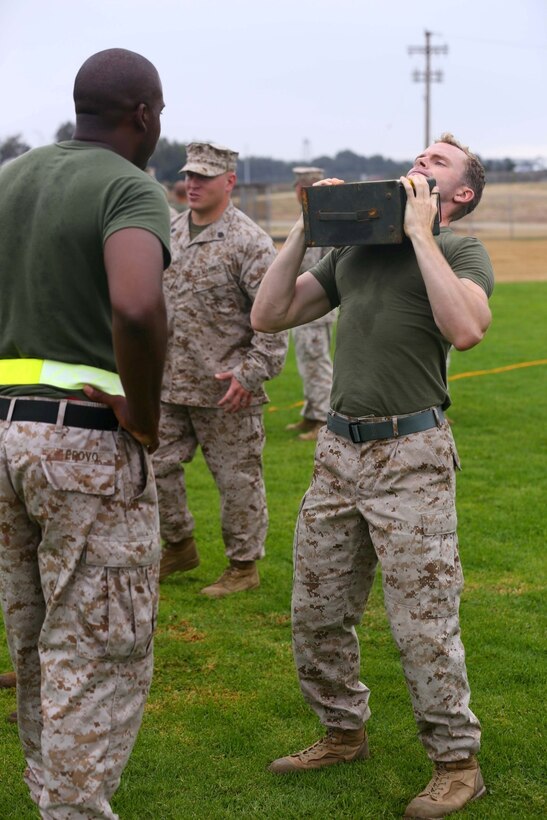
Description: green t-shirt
xmin=311 ymin=228 xmax=494 ymax=417
xmin=0 ymin=141 xmax=171 ymax=398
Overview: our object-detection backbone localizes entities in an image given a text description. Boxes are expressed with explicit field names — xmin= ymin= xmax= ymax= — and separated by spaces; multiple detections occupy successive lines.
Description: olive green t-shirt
xmin=0 ymin=141 xmax=171 ymax=398
xmin=311 ymin=228 xmax=494 ymax=417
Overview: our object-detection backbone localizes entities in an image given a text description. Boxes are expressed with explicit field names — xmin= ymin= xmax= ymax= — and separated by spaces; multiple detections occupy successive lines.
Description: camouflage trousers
xmin=292 ymin=323 xmax=333 ymax=422
xmin=0 ymin=402 xmax=160 ymax=819
xmin=292 ymin=419 xmax=481 ymax=762
xmin=153 ymin=403 xmax=268 ymax=561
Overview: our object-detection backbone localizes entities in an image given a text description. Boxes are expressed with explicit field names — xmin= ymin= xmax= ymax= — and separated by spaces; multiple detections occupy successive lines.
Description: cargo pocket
xmin=292 ymin=492 xmax=308 ymax=575
xmin=419 ymin=508 xmax=462 ymax=619
xmin=119 ymin=431 xmax=156 ymax=503
xmin=451 ymin=437 xmax=462 ymax=471
xmin=76 ymin=536 xmax=161 ymax=661
xmin=118 ymin=432 xmax=159 ymax=539
xmin=41 ymin=448 xmax=116 ymax=496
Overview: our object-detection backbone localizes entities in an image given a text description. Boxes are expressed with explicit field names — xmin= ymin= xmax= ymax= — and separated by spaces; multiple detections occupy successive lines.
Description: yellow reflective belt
xmin=0 ymin=358 xmax=124 ymax=396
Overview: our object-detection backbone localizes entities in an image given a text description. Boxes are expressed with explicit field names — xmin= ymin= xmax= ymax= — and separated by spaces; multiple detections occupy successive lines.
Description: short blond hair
xmin=436 ymin=133 xmax=485 ymax=218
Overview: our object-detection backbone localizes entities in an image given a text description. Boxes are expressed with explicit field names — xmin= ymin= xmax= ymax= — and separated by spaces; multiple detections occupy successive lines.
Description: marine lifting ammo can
xmin=302 ymin=178 xmax=440 ymax=247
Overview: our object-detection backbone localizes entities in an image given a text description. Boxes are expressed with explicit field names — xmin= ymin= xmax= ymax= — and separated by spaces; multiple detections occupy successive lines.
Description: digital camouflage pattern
xmin=181 ymin=141 xmax=238 ymax=177
xmin=154 ymin=203 xmax=287 ymax=560
xmin=292 ymin=421 xmax=481 ymax=762
xmin=161 ymin=202 xmax=287 ymax=406
xmin=0 ymin=406 xmax=160 ymax=819
xmin=154 ymin=403 xmax=267 ymax=561
xmin=292 ymin=246 xmax=336 ymax=422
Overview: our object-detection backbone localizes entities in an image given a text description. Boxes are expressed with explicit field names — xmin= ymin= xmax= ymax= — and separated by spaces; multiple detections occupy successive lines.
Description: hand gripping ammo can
xmin=302 ymin=178 xmax=440 ymax=247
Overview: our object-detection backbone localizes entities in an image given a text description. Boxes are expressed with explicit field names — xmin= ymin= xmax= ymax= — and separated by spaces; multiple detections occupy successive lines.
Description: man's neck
xmin=69 ymin=136 xmax=116 ymax=151
xmin=188 ymin=215 xmax=210 ymax=241
xmin=190 ymin=199 xmax=230 ymax=226
xmin=73 ymin=121 xmax=140 ymax=167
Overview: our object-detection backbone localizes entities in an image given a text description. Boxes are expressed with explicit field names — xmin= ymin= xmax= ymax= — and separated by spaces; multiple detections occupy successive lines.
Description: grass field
xmin=1 ymin=279 xmax=546 ymax=818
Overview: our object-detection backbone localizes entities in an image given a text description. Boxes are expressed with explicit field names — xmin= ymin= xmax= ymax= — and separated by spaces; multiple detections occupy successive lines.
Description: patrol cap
xmin=181 ymin=142 xmax=239 ymax=176
xmin=292 ymin=166 xmax=325 ymax=186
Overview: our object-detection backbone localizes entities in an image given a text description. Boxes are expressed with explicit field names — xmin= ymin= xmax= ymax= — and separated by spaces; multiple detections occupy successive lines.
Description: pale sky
xmin=1 ymin=0 xmax=546 ymax=163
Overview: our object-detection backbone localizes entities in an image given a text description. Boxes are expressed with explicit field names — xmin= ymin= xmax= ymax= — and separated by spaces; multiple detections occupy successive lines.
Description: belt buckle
xmin=348 ymin=421 xmax=362 ymax=443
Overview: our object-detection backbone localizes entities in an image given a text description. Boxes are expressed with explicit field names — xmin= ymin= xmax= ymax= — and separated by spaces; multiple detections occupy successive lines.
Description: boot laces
xmin=219 ymin=566 xmax=243 ymax=581
xmin=429 ymin=765 xmax=452 ymax=798
xmin=294 ymin=732 xmax=334 ymax=761
xmin=225 ymin=565 xmax=253 ymax=578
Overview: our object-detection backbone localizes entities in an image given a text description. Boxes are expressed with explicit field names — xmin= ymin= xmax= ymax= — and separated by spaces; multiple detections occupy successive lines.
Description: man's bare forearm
xmin=102 ymin=228 xmax=168 ymax=449
xmin=251 ymin=218 xmax=331 ymax=332
xmin=400 ymin=175 xmax=491 ymax=350
xmin=410 ymin=232 xmax=491 ymax=350
xmin=112 ymin=296 xmax=167 ymax=443
xmin=251 ymin=218 xmax=306 ymax=331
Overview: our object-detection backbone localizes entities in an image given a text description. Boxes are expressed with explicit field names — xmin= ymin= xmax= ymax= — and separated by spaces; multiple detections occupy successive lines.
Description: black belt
xmin=0 ymin=397 xmax=119 ymax=431
xmin=327 ymin=407 xmax=444 ymax=443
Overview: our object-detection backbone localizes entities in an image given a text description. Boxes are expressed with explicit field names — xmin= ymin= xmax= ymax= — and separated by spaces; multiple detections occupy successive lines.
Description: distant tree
xmin=0 ymin=134 xmax=31 ymax=164
xmin=483 ymin=157 xmax=515 ymax=173
xmin=311 ymin=155 xmax=334 ymax=174
xmin=103 ymin=133 xmax=524 ymax=185
xmin=236 ymin=156 xmax=293 ymax=184
xmin=364 ymin=154 xmax=410 ymax=178
xmin=55 ymin=121 xmax=75 ymax=142
xmin=149 ymin=138 xmax=187 ymax=183
xmin=310 ymin=151 xmax=409 ymax=182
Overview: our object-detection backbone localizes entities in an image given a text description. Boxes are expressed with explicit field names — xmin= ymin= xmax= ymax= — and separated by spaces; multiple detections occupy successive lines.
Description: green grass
xmin=1 ymin=282 xmax=546 ymax=818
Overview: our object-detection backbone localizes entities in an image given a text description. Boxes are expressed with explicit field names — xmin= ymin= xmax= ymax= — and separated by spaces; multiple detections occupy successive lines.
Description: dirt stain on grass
xmin=162 ymin=619 xmax=207 ymax=642
xmin=465 ymin=577 xmax=537 ymax=595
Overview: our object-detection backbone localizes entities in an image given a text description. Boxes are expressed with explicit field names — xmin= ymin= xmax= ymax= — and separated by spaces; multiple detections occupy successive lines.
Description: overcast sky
xmin=1 ymin=0 xmax=546 ymax=163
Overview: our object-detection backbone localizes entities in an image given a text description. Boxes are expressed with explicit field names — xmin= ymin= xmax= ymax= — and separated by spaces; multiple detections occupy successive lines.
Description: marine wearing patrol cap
xmin=292 ymin=166 xmax=325 ymax=187
xmin=181 ymin=142 xmax=239 ymax=177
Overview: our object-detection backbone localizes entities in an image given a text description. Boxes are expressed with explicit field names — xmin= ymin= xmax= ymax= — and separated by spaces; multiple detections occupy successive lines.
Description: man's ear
xmin=454 ymin=186 xmax=474 ymax=206
xmin=134 ymin=102 xmax=148 ymax=132
xmin=226 ymin=172 xmax=237 ymax=192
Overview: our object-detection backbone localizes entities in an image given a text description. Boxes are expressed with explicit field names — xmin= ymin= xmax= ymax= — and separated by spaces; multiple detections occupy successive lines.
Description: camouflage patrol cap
xmin=181 ymin=142 xmax=239 ymax=176
xmin=292 ymin=166 xmax=325 ymax=186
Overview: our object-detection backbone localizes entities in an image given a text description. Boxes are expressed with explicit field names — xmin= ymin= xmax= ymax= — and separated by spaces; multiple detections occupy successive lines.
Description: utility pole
xmin=408 ymin=30 xmax=448 ymax=148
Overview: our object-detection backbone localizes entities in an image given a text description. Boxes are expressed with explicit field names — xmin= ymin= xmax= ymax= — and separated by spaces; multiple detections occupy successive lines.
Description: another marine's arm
xmin=85 ymin=227 xmax=167 ymax=450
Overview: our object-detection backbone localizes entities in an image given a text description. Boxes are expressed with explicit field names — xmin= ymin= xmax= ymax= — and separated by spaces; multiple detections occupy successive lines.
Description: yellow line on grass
xmin=449 ymin=359 xmax=547 ymax=381
xmin=269 ymin=360 xmax=547 ymax=414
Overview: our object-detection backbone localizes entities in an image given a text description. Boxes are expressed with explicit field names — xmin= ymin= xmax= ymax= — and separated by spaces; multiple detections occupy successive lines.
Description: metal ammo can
xmin=302 ymin=178 xmax=439 ymax=247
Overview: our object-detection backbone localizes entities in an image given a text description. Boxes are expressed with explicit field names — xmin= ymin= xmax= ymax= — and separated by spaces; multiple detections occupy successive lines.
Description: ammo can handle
xmin=318 ymin=208 xmax=380 ymax=222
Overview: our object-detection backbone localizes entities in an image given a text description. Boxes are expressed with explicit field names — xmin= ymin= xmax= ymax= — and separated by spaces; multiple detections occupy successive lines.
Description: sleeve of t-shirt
xmin=442 ymin=235 xmax=495 ymax=298
xmin=308 ymin=247 xmax=342 ymax=309
xmin=102 ymin=176 xmax=172 ymax=269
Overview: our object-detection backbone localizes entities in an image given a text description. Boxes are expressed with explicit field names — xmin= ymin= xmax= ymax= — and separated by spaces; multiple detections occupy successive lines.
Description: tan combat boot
xmin=404 ymin=756 xmax=486 ymax=818
xmin=200 ymin=560 xmax=259 ymax=598
xmin=0 ymin=671 xmax=17 ymax=689
xmin=268 ymin=727 xmax=369 ymax=773
xmin=159 ymin=536 xmax=200 ymax=582
xmin=298 ymin=421 xmax=325 ymax=441
xmin=285 ymin=417 xmax=317 ymax=433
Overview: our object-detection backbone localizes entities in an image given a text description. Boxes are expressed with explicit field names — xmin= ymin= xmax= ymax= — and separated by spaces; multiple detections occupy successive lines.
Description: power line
xmin=450 ymin=34 xmax=546 ymax=50
xmin=408 ymin=30 xmax=448 ymax=148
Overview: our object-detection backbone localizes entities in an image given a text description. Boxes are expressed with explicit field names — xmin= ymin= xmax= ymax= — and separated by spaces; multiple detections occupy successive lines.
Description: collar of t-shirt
xmin=189 ymin=216 xmax=211 ymax=241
